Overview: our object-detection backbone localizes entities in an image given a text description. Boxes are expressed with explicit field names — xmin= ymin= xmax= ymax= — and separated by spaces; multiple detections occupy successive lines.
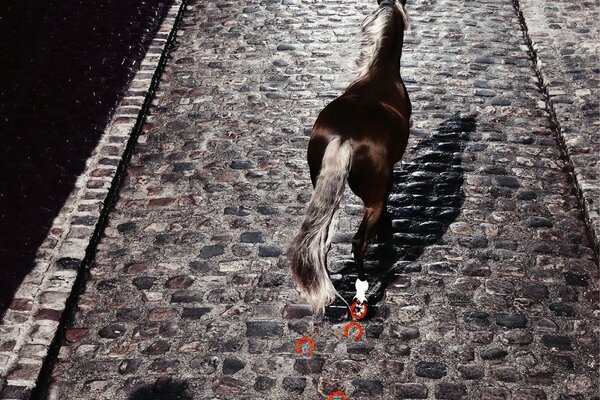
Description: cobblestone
xmin=517 ymin=0 xmax=600 ymax=253
xmin=3 ymin=0 xmax=597 ymax=399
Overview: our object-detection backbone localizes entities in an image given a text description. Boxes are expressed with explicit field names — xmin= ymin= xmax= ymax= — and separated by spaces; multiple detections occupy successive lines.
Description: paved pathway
xmin=23 ymin=0 xmax=600 ymax=399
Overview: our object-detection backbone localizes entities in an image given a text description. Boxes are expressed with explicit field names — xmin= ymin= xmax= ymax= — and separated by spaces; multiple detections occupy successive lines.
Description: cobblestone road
xmin=37 ymin=0 xmax=599 ymax=399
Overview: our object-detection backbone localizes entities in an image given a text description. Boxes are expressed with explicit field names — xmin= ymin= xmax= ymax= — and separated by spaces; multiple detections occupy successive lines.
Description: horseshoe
xmin=350 ymin=300 xmax=368 ymax=320
xmin=343 ymin=321 xmax=364 ymax=341
xmin=296 ymin=337 xmax=315 ymax=357
xmin=327 ymin=390 xmax=348 ymax=400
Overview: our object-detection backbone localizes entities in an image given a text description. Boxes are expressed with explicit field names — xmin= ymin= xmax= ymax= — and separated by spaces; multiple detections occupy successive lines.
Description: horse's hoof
xmin=350 ymin=300 xmax=368 ymax=320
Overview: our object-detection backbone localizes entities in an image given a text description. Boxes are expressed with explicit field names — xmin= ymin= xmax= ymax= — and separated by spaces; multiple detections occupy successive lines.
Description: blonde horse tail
xmin=288 ymin=138 xmax=352 ymax=315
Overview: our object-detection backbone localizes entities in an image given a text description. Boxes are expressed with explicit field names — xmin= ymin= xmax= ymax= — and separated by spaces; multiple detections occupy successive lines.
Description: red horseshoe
xmin=343 ymin=321 xmax=364 ymax=341
xmin=327 ymin=390 xmax=348 ymax=400
xmin=350 ymin=300 xmax=367 ymax=320
xmin=296 ymin=337 xmax=315 ymax=357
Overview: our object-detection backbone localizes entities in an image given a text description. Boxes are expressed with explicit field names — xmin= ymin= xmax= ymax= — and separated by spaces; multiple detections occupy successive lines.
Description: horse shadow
xmin=326 ymin=115 xmax=477 ymax=321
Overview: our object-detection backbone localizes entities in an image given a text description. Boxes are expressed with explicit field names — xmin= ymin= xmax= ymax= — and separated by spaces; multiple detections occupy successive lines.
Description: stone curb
xmin=0 ymin=1 xmax=186 ymax=398
xmin=514 ymin=0 xmax=600 ymax=259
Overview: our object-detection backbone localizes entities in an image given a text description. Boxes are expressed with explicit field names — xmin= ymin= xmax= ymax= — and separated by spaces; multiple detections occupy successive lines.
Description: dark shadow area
xmin=128 ymin=378 xmax=193 ymax=400
xmin=0 ymin=0 xmax=173 ymax=316
xmin=326 ymin=115 xmax=477 ymax=321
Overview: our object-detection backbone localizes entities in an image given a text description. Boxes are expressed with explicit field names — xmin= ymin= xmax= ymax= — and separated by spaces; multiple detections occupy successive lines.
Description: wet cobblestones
xmin=5 ymin=0 xmax=598 ymax=399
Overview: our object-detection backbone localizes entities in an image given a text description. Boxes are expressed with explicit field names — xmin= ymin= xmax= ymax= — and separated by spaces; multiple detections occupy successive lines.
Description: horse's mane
xmin=353 ymin=2 xmax=410 ymax=80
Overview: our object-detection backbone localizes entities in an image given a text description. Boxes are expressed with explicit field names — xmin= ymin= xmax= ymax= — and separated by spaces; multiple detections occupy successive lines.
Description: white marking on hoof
xmin=354 ymin=278 xmax=369 ymax=304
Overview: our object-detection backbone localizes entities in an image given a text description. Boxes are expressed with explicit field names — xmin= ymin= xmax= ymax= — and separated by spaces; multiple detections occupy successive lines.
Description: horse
xmin=288 ymin=0 xmax=412 ymax=316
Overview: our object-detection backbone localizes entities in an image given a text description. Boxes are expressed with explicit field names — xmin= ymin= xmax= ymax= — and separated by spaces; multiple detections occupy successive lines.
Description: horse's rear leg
xmin=351 ymin=202 xmax=384 ymax=304
xmin=376 ymin=205 xmax=393 ymax=243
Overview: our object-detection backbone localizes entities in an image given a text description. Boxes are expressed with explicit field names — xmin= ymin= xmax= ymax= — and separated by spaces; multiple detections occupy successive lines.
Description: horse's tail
xmin=288 ymin=137 xmax=352 ymax=315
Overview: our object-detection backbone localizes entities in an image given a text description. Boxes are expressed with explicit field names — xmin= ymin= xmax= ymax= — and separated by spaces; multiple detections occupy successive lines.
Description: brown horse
xmin=288 ymin=0 xmax=411 ymax=315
